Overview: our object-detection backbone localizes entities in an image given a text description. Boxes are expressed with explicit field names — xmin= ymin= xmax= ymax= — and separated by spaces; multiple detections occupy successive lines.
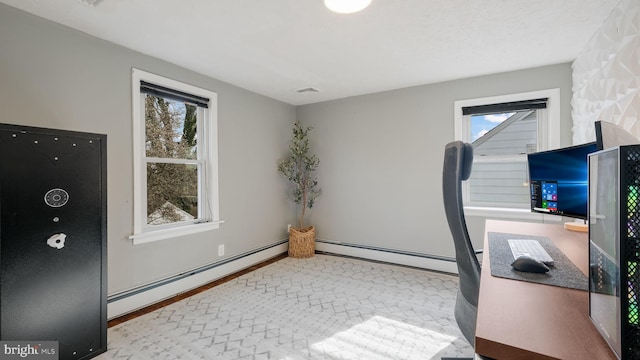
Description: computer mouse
xmin=511 ymin=255 xmax=550 ymax=273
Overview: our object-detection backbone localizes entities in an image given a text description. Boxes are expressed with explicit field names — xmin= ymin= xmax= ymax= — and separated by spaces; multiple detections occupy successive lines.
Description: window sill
xmin=463 ymin=206 xmax=563 ymax=222
xmin=130 ymin=220 xmax=223 ymax=245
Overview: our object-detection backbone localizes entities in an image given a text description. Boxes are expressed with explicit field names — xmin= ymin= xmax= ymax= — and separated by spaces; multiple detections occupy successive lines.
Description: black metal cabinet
xmin=0 ymin=124 xmax=107 ymax=359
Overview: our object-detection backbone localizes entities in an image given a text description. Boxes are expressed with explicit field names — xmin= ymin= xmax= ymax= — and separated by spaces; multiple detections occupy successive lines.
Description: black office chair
xmin=441 ymin=141 xmax=483 ymax=360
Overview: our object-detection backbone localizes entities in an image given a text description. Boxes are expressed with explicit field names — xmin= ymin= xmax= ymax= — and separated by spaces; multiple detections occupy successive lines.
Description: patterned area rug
xmin=96 ymin=254 xmax=472 ymax=359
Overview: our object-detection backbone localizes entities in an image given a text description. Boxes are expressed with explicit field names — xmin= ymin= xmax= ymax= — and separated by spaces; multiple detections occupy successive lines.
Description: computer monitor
xmin=595 ymin=120 xmax=639 ymax=150
xmin=527 ymin=142 xmax=598 ymax=219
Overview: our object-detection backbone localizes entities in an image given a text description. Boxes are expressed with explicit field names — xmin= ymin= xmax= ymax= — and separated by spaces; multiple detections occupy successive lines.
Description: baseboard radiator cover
xmin=107 ymin=240 xmax=288 ymax=319
xmin=315 ymin=239 xmax=458 ymax=274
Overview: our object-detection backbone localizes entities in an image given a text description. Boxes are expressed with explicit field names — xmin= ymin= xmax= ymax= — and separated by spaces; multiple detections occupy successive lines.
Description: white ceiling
xmin=0 ymin=0 xmax=621 ymax=105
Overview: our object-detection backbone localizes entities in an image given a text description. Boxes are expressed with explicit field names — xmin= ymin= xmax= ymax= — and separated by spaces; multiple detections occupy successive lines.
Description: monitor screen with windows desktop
xmin=527 ymin=142 xmax=598 ymax=219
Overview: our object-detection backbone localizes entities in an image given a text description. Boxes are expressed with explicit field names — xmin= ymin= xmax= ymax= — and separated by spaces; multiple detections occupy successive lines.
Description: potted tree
xmin=278 ymin=121 xmax=321 ymax=258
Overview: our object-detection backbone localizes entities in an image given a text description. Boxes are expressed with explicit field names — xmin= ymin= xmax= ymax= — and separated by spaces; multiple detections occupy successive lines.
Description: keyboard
xmin=508 ymin=239 xmax=554 ymax=266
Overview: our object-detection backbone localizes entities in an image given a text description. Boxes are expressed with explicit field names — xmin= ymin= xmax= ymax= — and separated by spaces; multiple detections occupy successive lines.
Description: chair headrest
xmin=445 ymin=141 xmax=474 ymax=181
xmin=461 ymin=142 xmax=473 ymax=180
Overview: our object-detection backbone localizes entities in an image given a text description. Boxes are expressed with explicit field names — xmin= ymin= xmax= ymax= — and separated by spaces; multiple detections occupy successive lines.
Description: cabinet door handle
xmin=47 ymin=233 xmax=66 ymax=249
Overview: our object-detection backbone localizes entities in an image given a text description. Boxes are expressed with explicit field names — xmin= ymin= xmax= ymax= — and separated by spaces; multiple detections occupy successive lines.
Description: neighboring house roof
xmin=471 ymin=110 xmax=538 ymax=157
xmin=472 ymin=110 xmax=534 ymax=147
xmin=147 ymin=201 xmax=194 ymax=225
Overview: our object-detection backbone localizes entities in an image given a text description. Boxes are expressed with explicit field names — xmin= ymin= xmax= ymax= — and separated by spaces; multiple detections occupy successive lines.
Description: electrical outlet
xmin=287 ymin=224 xmax=291 ymax=233
xmin=218 ymin=244 xmax=224 ymax=257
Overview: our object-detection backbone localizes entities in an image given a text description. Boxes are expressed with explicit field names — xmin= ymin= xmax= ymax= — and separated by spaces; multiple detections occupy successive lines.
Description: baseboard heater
xmin=315 ymin=239 xmax=458 ymax=274
xmin=107 ymin=240 xmax=287 ymax=319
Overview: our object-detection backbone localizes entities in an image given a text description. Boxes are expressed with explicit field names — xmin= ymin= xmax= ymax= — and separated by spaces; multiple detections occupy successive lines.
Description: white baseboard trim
xmin=107 ymin=242 xmax=288 ymax=320
xmin=315 ymin=240 xmax=458 ymax=274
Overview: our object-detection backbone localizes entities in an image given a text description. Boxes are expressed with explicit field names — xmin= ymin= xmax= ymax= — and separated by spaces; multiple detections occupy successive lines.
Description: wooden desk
xmin=475 ymin=220 xmax=617 ymax=360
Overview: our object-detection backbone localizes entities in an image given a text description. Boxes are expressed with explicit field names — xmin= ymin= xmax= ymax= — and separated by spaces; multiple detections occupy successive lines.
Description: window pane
xmin=146 ymin=162 xmax=199 ymax=226
xmin=468 ymin=160 xmax=530 ymax=207
xmin=467 ymin=109 xmax=539 ymax=208
xmin=471 ymin=110 xmax=537 ymax=155
xmin=471 ymin=112 xmax=514 ymax=141
xmin=145 ymin=94 xmax=197 ymax=160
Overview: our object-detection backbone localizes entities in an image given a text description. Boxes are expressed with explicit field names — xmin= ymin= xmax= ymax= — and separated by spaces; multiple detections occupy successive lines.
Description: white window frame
xmin=130 ymin=68 xmax=221 ymax=245
xmin=453 ymin=89 xmax=561 ymax=218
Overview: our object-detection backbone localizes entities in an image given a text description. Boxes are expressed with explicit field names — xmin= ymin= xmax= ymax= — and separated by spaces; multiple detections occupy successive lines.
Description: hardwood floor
xmin=107 ymin=252 xmax=288 ymax=327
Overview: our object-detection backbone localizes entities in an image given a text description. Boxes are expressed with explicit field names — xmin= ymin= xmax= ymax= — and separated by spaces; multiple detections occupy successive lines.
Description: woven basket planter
xmin=288 ymin=226 xmax=315 ymax=258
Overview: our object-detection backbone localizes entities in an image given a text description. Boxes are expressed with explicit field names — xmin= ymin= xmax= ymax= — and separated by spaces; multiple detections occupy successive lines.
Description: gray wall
xmin=0 ymin=2 xmax=578 ymax=292
xmin=0 ymin=4 xmax=295 ymax=295
xmin=297 ymin=63 xmax=574 ymax=258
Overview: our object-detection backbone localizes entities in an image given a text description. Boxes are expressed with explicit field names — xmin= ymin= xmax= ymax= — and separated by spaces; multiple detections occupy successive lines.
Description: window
xmin=130 ymin=69 xmax=220 ymax=244
xmin=454 ymin=89 xmax=561 ymax=211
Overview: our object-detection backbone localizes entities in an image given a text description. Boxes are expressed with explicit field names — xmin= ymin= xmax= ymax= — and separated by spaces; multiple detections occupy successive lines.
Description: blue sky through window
xmin=470 ymin=112 xmax=515 ymax=142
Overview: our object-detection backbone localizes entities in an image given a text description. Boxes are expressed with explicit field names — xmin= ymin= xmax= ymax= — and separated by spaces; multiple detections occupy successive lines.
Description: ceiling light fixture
xmin=324 ymin=0 xmax=372 ymax=14
xmin=296 ymin=87 xmax=320 ymax=95
xmin=80 ymin=0 xmax=104 ymax=6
